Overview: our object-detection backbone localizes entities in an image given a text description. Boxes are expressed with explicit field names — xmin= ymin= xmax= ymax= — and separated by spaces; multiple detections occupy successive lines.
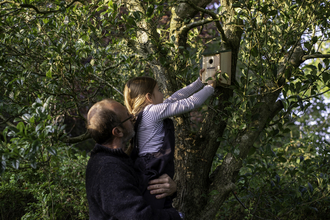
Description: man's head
xmin=87 ymin=99 xmax=134 ymax=150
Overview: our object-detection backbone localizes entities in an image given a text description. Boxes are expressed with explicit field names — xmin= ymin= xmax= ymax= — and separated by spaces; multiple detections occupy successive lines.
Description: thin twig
xmin=232 ymin=190 xmax=273 ymax=220
xmin=302 ymin=54 xmax=330 ymax=62
xmin=93 ymin=74 xmax=124 ymax=96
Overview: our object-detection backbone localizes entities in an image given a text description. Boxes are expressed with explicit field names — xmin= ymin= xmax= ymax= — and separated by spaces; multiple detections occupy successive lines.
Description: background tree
xmin=1 ymin=0 xmax=330 ymax=219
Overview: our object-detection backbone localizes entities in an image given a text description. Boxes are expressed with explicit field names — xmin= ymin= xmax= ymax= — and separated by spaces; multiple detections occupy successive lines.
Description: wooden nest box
xmin=202 ymin=50 xmax=232 ymax=85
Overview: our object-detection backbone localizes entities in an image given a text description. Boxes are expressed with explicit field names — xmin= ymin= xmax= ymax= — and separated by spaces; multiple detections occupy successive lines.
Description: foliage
xmin=215 ymin=97 xmax=330 ymax=219
xmin=1 ymin=63 xmax=88 ymax=218
xmin=1 ymin=0 xmax=330 ymax=219
xmin=0 ymin=150 xmax=88 ymax=219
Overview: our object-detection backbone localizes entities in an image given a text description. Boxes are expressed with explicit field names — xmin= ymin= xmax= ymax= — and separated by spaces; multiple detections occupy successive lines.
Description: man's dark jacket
xmin=85 ymin=144 xmax=181 ymax=220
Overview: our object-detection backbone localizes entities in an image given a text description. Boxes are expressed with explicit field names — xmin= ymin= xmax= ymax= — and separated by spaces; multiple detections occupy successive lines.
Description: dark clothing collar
xmin=90 ymin=144 xmax=129 ymax=158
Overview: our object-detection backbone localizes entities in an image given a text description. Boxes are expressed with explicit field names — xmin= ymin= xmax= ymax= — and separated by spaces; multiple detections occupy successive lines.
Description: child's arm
xmin=145 ymin=84 xmax=214 ymax=121
xmin=145 ymin=69 xmax=219 ymax=121
xmin=164 ymin=69 xmax=205 ymax=104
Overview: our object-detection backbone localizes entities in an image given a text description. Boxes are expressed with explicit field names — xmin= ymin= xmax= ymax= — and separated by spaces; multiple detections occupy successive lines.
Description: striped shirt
xmin=137 ymin=78 xmax=214 ymax=156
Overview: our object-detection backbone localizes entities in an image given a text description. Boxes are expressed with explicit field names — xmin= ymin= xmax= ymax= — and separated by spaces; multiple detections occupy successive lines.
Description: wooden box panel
xmin=202 ymin=51 xmax=231 ymax=85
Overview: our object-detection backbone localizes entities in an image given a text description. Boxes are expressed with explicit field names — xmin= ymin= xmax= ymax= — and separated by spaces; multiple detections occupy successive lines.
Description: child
xmin=124 ymin=69 xmax=218 ymax=209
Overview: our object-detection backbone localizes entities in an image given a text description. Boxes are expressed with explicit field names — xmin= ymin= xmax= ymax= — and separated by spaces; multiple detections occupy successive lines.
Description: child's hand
xmin=199 ymin=68 xmax=205 ymax=81
xmin=208 ymin=70 xmax=221 ymax=88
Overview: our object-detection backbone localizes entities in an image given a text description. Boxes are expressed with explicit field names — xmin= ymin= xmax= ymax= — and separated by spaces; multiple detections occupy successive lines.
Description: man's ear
xmin=112 ymin=127 xmax=123 ymax=137
xmin=145 ymin=93 xmax=153 ymax=104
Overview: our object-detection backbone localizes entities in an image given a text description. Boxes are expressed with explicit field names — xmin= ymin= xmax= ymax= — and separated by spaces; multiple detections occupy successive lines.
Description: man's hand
xmin=147 ymin=174 xmax=177 ymax=199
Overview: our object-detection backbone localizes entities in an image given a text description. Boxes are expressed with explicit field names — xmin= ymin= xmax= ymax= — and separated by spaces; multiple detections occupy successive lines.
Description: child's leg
xmin=135 ymin=155 xmax=166 ymax=208
xmin=143 ymin=188 xmax=166 ymax=209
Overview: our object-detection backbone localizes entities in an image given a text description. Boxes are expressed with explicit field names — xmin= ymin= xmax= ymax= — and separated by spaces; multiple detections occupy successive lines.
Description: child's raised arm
xmin=146 ymin=84 xmax=214 ymax=121
xmin=145 ymin=69 xmax=220 ymax=121
xmin=164 ymin=69 xmax=206 ymax=104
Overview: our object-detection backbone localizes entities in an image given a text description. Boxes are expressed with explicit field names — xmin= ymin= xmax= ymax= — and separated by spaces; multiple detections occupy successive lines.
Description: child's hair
xmin=124 ymin=76 xmax=158 ymax=116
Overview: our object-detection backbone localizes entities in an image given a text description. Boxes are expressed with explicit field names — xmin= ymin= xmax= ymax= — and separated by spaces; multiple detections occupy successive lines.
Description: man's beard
xmin=122 ymin=130 xmax=135 ymax=153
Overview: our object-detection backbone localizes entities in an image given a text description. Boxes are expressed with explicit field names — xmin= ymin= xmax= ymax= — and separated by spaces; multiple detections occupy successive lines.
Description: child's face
xmin=151 ymin=84 xmax=164 ymax=104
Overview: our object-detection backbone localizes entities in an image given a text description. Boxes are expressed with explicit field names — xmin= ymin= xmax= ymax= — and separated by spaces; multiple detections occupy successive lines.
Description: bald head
xmin=87 ymin=99 xmax=120 ymax=145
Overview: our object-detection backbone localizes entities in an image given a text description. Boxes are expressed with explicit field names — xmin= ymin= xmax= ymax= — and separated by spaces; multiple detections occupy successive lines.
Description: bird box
xmin=202 ymin=50 xmax=232 ymax=85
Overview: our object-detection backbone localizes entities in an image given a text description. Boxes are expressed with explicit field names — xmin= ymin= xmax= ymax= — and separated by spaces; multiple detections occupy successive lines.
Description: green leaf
xmin=46 ymin=69 xmax=52 ymax=78
xmin=295 ymin=81 xmax=301 ymax=92
xmin=35 ymin=123 xmax=43 ymax=132
xmin=295 ymin=188 xmax=301 ymax=198
xmin=13 ymin=118 xmax=22 ymax=122
xmin=108 ymin=0 xmax=113 ymax=8
xmin=30 ymin=161 xmax=37 ymax=169
xmin=322 ymin=72 xmax=330 ymax=83
xmin=290 ymin=4 xmax=298 ymax=10
xmin=11 ymin=160 xmax=20 ymax=169
xmin=47 ymin=147 xmax=57 ymax=156
xmin=30 ymin=115 xmax=35 ymax=124
xmin=248 ymin=147 xmax=256 ymax=156
xmin=24 ymin=124 xmax=29 ymax=136
xmin=303 ymin=64 xmax=317 ymax=70
xmin=290 ymin=169 xmax=298 ymax=177
xmin=308 ymin=182 xmax=314 ymax=193
xmin=2 ymin=127 xmax=8 ymax=143
xmin=268 ymin=10 xmax=278 ymax=16
xmin=297 ymin=96 xmax=304 ymax=111
xmin=251 ymin=46 xmax=258 ymax=57
xmin=113 ymin=2 xmax=117 ymax=11
xmin=261 ymin=5 xmax=268 ymax=14
xmin=272 ymin=129 xmax=279 ymax=136
xmin=16 ymin=122 xmax=25 ymax=133
xmin=127 ymin=16 xmax=136 ymax=26
xmin=31 ymin=140 xmax=41 ymax=152
xmin=324 ymin=58 xmax=329 ymax=67
xmin=282 ymin=128 xmax=291 ymax=133
xmin=171 ymin=35 xmax=175 ymax=42
xmin=275 ymin=174 xmax=280 ymax=183
xmin=278 ymin=156 xmax=287 ymax=163
xmin=133 ymin=11 xmax=141 ymax=20
xmin=146 ymin=5 xmax=154 ymax=17
xmin=312 ymin=36 xmax=318 ymax=43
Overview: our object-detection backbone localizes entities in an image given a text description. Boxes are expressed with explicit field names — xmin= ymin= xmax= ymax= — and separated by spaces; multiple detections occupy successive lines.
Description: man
xmin=85 ymin=99 xmax=181 ymax=220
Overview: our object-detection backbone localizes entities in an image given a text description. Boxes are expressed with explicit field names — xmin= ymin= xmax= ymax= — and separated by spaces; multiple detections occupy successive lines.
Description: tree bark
xmin=168 ymin=1 xmax=246 ymax=219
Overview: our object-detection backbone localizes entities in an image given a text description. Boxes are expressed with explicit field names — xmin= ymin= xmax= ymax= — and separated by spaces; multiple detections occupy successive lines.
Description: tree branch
xmin=180 ymin=0 xmax=229 ymax=44
xmin=1 ymin=0 xmax=83 ymax=15
xmin=180 ymin=17 xmax=214 ymax=33
xmin=302 ymin=53 xmax=330 ymax=62
xmin=0 ymin=8 xmax=20 ymax=17
xmin=93 ymin=74 xmax=124 ymax=96
xmin=269 ymin=100 xmax=284 ymax=122
xmin=61 ymin=131 xmax=91 ymax=144
xmin=19 ymin=4 xmax=59 ymax=14
xmin=0 ymin=1 xmax=15 ymax=5
xmin=287 ymin=88 xmax=330 ymax=102
xmin=0 ymin=114 xmax=16 ymax=128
